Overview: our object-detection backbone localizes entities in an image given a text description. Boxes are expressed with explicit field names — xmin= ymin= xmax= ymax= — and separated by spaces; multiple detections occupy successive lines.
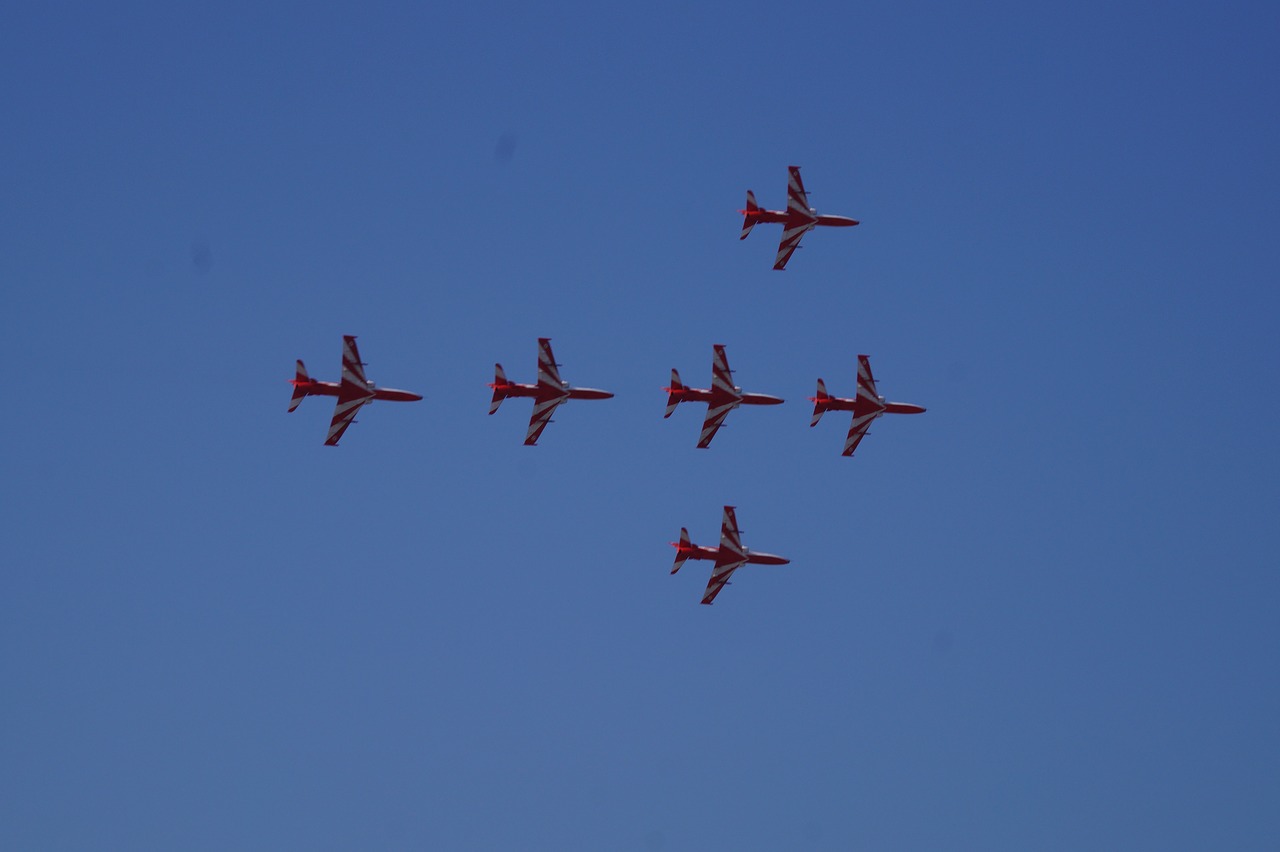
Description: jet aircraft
xmin=810 ymin=354 xmax=925 ymax=457
xmin=663 ymin=344 xmax=784 ymax=448
xmin=488 ymin=338 xmax=614 ymax=445
xmin=740 ymin=165 xmax=859 ymax=270
xmin=289 ymin=335 xmax=422 ymax=446
xmin=671 ymin=506 xmax=790 ymax=605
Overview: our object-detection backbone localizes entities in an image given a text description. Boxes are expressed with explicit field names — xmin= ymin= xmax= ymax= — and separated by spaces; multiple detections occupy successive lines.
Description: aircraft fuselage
xmin=665 ymin=386 xmax=784 ymax=409
xmin=673 ymin=543 xmax=790 ymax=567
xmin=745 ymin=207 xmax=860 ymax=229
xmin=488 ymin=380 xmax=614 ymax=403
xmin=813 ymin=393 xmax=926 ymax=418
xmin=289 ymin=379 xmax=422 ymax=403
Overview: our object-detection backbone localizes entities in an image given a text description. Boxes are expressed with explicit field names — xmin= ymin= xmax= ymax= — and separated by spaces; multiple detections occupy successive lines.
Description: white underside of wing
xmin=341 ymin=336 xmax=369 ymax=387
xmin=856 ymin=355 xmax=880 ymax=401
xmin=536 ymin=338 xmax=563 ymax=388
xmin=697 ymin=401 xmax=736 ymax=448
xmin=525 ymin=394 xmax=566 ymax=445
xmin=702 ymin=557 xmax=747 ymax=605
xmin=719 ymin=506 xmax=744 ymax=556
xmin=711 ymin=346 xmax=735 ymax=395
xmin=326 ymin=395 xmax=371 ymax=446
xmin=843 ymin=411 xmax=879 ymax=457
xmin=774 ymin=223 xmax=813 ymax=270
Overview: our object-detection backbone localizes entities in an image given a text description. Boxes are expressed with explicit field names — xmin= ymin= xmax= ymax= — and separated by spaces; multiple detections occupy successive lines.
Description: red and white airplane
xmin=663 ymin=344 xmax=784 ymax=448
xmin=810 ymin=354 xmax=925 ymax=457
xmin=488 ymin=338 xmax=614 ymax=445
xmin=740 ymin=165 xmax=859 ymax=270
xmin=671 ymin=506 xmax=790 ymax=605
xmin=288 ymin=335 xmax=422 ymax=446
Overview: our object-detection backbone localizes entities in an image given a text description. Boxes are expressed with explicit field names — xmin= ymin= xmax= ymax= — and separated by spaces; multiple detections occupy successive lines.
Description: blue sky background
xmin=3 ymin=2 xmax=1279 ymax=849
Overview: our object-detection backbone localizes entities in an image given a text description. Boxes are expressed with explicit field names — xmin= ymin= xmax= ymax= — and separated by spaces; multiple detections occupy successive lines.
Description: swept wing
xmin=843 ymin=354 xmax=885 ymax=457
xmin=701 ymin=506 xmax=747 ymax=605
xmin=536 ymin=337 xmax=564 ymax=389
xmin=525 ymin=338 xmax=568 ymax=445
xmin=774 ymin=166 xmax=817 ymax=270
xmin=525 ymin=396 xmax=566 ymax=445
xmin=325 ymin=336 xmax=375 ymax=446
xmin=697 ymin=345 xmax=740 ymax=449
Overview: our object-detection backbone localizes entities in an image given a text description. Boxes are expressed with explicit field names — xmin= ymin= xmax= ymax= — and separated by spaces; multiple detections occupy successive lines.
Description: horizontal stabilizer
xmin=489 ymin=364 xmax=507 ymax=414
xmin=740 ymin=190 xmax=759 ymax=240
xmin=810 ymin=378 xmax=827 ymax=426
xmin=664 ymin=369 xmax=683 ymax=418
xmin=288 ymin=360 xmax=309 ymax=412
xmin=671 ymin=528 xmax=691 ymax=574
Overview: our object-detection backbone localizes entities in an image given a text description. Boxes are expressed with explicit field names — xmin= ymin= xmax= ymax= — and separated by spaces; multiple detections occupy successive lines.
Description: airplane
xmin=488 ymin=338 xmax=614 ymax=445
xmin=809 ymin=354 xmax=925 ymax=457
xmin=670 ymin=506 xmax=790 ymax=605
xmin=739 ymin=165 xmax=859 ymax=270
xmin=663 ymin=344 xmax=784 ymax=448
xmin=288 ymin=335 xmax=422 ymax=446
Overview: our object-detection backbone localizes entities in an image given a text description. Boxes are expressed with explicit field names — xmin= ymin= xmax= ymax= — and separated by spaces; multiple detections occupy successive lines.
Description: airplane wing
xmin=710 ymin=344 xmax=735 ymax=395
xmin=856 ymin=354 xmax=880 ymax=401
xmin=844 ymin=355 xmax=884 ymax=457
xmin=719 ymin=505 xmax=744 ymax=556
xmin=524 ymin=395 xmax=565 ymax=446
xmin=326 ymin=394 xmax=371 ymax=446
xmin=536 ymin=337 xmax=563 ymax=390
xmin=701 ymin=558 xmax=745 ymax=605
xmin=774 ymin=167 xmax=817 ymax=270
xmin=774 ymin=222 xmax=813 ymax=270
xmin=702 ymin=506 xmax=747 ymax=604
xmin=525 ymin=338 xmax=569 ymax=445
xmin=324 ymin=336 xmax=375 ymax=446
xmin=786 ymin=165 xmax=811 ymax=215
xmin=341 ymin=335 xmax=369 ymax=388
xmin=697 ymin=345 xmax=738 ymax=448
xmin=697 ymin=403 xmax=734 ymax=449
xmin=843 ymin=410 xmax=877 ymax=457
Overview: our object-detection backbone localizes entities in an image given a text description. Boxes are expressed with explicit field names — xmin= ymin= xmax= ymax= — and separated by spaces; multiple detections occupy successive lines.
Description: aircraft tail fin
xmin=288 ymin=360 xmax=309 ymax=412
xmin=488 ymin=364 xmax=507 ymax=414
xmin=809 ymin=378 xmax=829 ymax=426
xmin=740 ymin=190 xmax=759 ymax=240
xmin=663 ymin=369 xmax=684 ymax=418
xmin=670 ymin=528 xmax=692 ymax=574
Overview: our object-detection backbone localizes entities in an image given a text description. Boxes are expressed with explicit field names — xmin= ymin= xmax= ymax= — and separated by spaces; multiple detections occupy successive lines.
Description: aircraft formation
xmin=288 ymin=166 xmax=924 ymax=604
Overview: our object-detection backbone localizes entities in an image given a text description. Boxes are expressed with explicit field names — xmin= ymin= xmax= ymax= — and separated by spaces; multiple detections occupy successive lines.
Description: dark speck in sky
xmin=191 ymin=239 xmax=212 ymax=274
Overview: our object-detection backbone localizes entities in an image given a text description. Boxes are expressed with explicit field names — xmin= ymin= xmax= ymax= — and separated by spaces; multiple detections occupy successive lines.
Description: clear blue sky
xmin=3 ymin=2 xmax=1279 ymax=849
